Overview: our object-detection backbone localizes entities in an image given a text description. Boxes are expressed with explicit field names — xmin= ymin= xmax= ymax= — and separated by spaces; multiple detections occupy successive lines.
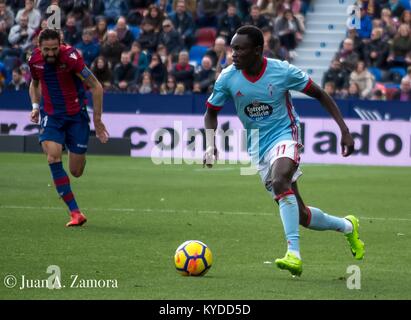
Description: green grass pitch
xmin=0 ymin=152 xmax=410 ymax=299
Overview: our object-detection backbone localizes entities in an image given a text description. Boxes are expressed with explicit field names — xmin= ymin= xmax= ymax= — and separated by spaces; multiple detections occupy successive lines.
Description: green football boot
xmin=275 ymin=251 xmax=303 ymax=277
xmin=344 ymin=215 xmax=365 ymax=260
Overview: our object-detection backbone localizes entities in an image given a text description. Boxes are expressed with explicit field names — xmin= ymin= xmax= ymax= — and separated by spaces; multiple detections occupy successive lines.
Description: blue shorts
xmin=39 ymin=111 xmax=90 ymax=154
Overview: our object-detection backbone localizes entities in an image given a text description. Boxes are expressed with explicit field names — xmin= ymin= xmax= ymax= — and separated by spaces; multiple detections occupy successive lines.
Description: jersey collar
xmin=242 ymin=57 xmax=267 ymax=83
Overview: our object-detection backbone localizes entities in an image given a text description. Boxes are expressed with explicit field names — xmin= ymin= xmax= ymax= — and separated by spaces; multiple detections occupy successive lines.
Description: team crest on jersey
xmin=244 ymin=101 xmax=273 ymax=121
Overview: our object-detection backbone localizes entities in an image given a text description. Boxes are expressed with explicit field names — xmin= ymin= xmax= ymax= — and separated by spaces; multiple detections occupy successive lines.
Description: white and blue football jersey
xmin=207 ymin=57 xmax=312 ymax=162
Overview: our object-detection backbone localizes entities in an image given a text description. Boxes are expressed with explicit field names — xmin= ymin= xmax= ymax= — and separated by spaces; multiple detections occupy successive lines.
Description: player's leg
xmin=63 ymin=114 xmax=91 ymax=226
xmin=270 ymin=155 xmax=303 ymax=276
xmin=68 ymin=152 xmax=86 ymax=178
xmin=42 ymin=140 xmax=85 ymax=226
xmin=291 ymin=182 xmax=365 ymax=260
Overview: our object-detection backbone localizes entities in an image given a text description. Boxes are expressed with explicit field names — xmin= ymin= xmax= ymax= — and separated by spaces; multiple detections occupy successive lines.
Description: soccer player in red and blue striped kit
xmin=29 ymin=29 xmax=109 ymax=227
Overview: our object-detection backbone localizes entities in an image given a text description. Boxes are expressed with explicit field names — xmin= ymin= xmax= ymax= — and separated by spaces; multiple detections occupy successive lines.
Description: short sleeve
xmin=67 ymin=48 xmax=87 ymax=75
xmin=206 ymin=73 xmax=230 ymax=111
xmin=286 ymin=63 xmax=311 ymax=92
xmin=28 ymin=58 xmax=39 ymax=81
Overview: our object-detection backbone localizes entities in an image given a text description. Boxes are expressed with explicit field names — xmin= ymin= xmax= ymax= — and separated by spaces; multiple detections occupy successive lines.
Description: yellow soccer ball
xmin=174 ymin=240 xmax=213 ymax=276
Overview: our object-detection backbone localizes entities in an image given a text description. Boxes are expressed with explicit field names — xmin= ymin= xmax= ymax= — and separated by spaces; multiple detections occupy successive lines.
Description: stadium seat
xmin=189 ymin=45 xmax=208 ymax=66
xmin=385 ymin=87 xmax=399 ymax=100
xmin=129 ymin=26 xmax=141 ymax=39
xmin=368 ymin=67 xmax=382 ymax=82
xmin=195 ymin=27 xmax=217 ymax=47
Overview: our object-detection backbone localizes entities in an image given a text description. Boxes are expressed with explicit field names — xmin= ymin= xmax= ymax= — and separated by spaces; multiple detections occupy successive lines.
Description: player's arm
xmin=304 ymin=81 xmax=354 ymax=157
xmin=29 ymin=79 xmax=41 ymax=124
xmin=77 ymin=67 xmax=109 ymax=143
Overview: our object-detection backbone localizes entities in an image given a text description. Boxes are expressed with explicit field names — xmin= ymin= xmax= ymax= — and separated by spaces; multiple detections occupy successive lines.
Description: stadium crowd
xmin=0 ymin=0 xmax=410 ymax=101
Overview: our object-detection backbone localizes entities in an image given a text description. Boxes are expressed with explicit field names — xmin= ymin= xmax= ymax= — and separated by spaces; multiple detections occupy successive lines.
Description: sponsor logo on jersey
xmin=244 ymin=101 xmax=273 ymax=121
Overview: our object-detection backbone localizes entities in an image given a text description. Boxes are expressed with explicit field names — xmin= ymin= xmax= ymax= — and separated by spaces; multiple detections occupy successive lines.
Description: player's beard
xmin=44 ymin=55 xmax=57 ymax=64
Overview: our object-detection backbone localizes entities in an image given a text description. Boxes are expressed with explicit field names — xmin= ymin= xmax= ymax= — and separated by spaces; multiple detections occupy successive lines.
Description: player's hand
xmin=341 ymin=131 xmax=354 ymax=157
xmin=30 ymin=109 xmax=39 ymax=124
xmin=94 ymin=120 xmax=109 ymax=144
xmin=203 ymin=146 xmax=218 ymax=168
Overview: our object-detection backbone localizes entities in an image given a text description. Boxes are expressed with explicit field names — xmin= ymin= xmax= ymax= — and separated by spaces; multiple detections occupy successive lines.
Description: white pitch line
xmin=1 ymin=204 xmax=411 ymax=222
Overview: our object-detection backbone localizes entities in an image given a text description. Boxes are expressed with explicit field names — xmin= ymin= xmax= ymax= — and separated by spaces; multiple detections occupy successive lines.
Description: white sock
xmin=343 ymin=219 xmax=353 ymax=234
xmin=288 ymin=249 xmax=301 ymax=260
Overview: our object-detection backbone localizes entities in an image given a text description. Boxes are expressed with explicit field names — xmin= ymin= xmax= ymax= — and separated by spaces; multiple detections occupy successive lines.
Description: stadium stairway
xmin=291 ymin=0 xmax=355 ymax=97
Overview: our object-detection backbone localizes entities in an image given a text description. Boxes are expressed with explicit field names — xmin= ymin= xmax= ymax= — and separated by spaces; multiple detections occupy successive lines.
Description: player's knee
xmin=47 ymin=155 xmax=61 ymax=164
xmin=271 ymin=177 xmax=290 ymax=195
xmin=70 ymin=167 xmax=84 ymax=178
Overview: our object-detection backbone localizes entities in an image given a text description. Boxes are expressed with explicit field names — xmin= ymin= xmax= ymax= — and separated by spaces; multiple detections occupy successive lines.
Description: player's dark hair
xmin=39 ymin=28 xmax=61 ymax=45
xmin=236 ymin=25 xmax=264 ymax=48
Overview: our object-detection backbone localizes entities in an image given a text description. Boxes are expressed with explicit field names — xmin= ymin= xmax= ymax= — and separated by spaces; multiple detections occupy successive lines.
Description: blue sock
xmin=276 ymin=191 xmax=300 ymax=257
xmin=49 ymin=162 xmax=79 ymax=212
xmin=306 ymin=206 xmax=349 ymax=232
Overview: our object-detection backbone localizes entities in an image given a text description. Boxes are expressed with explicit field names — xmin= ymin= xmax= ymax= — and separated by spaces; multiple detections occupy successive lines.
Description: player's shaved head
xmin=235 ymin=25 xmax=264 ymax=49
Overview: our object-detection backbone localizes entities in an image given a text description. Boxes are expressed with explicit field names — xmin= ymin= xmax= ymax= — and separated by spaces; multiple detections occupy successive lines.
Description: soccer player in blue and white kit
xmin=29 ymin=29 xmax=109 ymax=227
xmin=204 ymin=26 xmax=365 ymax=276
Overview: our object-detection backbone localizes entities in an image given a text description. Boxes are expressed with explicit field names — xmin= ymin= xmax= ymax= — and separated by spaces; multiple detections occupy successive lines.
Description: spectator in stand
xmin=322 ymin=59 xmax=350 ymax=96
xmin=196 ymin=0 xmax=224 ymax=28
xmin=174 ymin=82 xmax=186 ymax=95
xmin=323 ymin=81 xmax=337 ymax=98
xmin=380 ymin=8 xmax=398 ymax=41
xmin=8 ymin=13 xmax=34 ymax=52
xmin=346 ymin=82 xmax=361 ymax=99
xmin=147 ymin=52 xmax=167 ymax=87
xmin=217 ymin=1 xmax=242 ymax=43
xmin=71 ymin=2 xmax=94 ymax=29
xmin=5 ymin=67 xmax=27 ymax=90
xmin=342 ymin=28 xmax=363 ymax=59
xmin=160 ymin=74 xmax=177 ymax=94
xmin=370 ymin=89 xmax=386 ymax=100
xmin=114 ymin=16 xmax=135 ymax=49
xmin=158 ymin=18 xmax=182 ymax=56
xmin=100 ymin=30 xmax=127 ymax=68
xmin=362 ymin=27 xmax=389 ymax=69
xmin=357 ymin=6 xmax=373 ymax=39
xmin=75 ymin=28 xmax=100 ymax=67
xmin=334 ymin=38 xmax=360 ymax=72
xmin=382 ymin=0 xmax=406 ymax=19
xmin=144 ymin=4 xmax=165 ymax=33
xmin=205 ymin=37 xmax=227 ymax=70
xmin=387 ymin=24 xmax=411 ymax=68
xmin=130 ymin=41 xmax=149 ymax=74
xmin=244 ymin=5 xmax=270 ymax=30
xmin=403 ymin=65 xmax=411 ymax=82
xmin=138 ymin=71 xmax=157 ymax=94
xmin=103 ymin=0 xmax=129 ymax=24
xmin=91 ymin=55 xmax=113 ymax=91
xmin=349 ymin=61 xmax=375 ymax=99
xmin=0 ymin=20 xmax=9 ymax=52
xmin=171 ymin=50 xmax=194 ymax=91
xmin=0 ymin=0 xmax=14 ymax=31
xmin=63 ymin=14 xmax=81 ymax=46
xmin=95 ymin=16 xmax=108 ymax=44
xmin=399 ymin=10 xmax=411 ymax=28
xmin=275 ymin=9 xmax=304 ymax=58
xmin=138 ymin=19 xmax=159 ymax=54
xmin=113 ymin=51 xmax=139 ymax=92
xmin=392 ymin=77 xmax=411 ymax=101
xmin=169 ymin=0 xmax=195 ymax=49
xmin=15 ymin=0 xmax=40 ymax=30
xmin=194 ymin=55 xmax=215 ymax=93
xmin=156 ymin=43 xmax=172 ymax=70
xmin=262 ymin=26 xmax=289 ymax=61
xmin=157 ymin=0 xmax=173 ymax=16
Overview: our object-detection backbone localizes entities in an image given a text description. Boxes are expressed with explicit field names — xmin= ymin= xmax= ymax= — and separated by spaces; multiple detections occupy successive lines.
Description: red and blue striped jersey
xmin=29 ymin=45 xmax=88 ymax=116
